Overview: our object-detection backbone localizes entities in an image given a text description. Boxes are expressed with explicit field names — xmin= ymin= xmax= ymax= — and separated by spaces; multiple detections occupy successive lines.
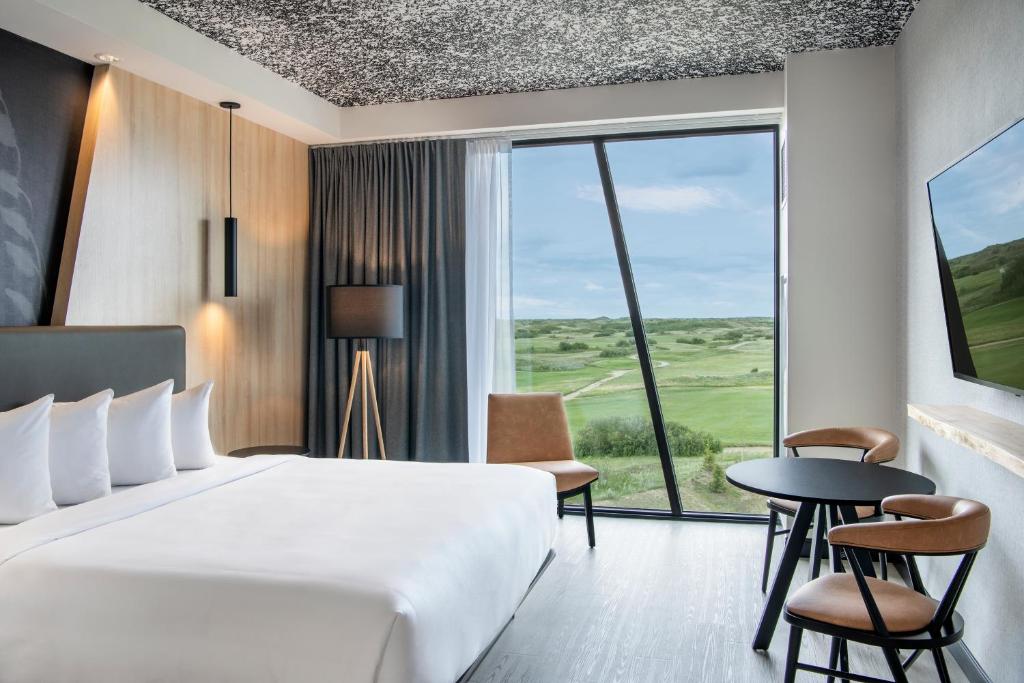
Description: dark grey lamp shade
xmin=327 ymin=285 xmax=405 ymax=339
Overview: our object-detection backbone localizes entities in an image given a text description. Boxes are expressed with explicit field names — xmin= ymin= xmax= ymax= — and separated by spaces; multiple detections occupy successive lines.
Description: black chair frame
xmin=556 ymin=481 xmax=596 ymax=548
xmin=762 ymin=445 xmax=884 ymax=593
xmin=783 ymin=520 xmax=981 ymax=683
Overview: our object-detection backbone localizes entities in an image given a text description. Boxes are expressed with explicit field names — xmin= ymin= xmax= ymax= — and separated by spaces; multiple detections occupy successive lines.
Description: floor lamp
xmin=327 ymin=285 xmax=404 ymax=459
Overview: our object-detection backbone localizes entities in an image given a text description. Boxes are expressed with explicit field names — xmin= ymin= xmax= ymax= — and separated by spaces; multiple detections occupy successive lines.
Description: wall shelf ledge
xmin=909 ymin=404 xmax=1024 ymax=479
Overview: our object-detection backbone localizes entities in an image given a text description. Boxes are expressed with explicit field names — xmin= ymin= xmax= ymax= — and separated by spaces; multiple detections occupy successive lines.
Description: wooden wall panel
xmin=66 ymin=68 xmax=308 ymax=453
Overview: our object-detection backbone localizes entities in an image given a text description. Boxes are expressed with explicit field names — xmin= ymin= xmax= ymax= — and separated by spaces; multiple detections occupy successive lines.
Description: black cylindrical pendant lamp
xmin=220 ymin=101 xmax=240 ymax=297
xmin=224 ymin=216 xmax=237 ymax=297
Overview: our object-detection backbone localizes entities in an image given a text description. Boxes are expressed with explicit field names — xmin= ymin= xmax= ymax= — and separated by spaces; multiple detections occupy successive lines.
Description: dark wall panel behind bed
xmin=0 ymin=28 xmax=93 ymax=325
xmin=0 ymin=326 xmax=185 ymax=410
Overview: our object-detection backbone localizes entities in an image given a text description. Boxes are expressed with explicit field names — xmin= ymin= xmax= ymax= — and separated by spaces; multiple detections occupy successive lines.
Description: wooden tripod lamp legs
xmin=337 ymin=349 xmax=388 ymax=460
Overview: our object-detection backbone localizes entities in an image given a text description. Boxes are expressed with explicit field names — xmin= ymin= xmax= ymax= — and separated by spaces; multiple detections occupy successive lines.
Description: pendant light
xmin=220 ymin=101 xmax=240 ymax=297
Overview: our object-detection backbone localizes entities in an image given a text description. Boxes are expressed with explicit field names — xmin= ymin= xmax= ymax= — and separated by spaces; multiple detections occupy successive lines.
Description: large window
xmin=510 ymin=128 xmax=778 ymax=516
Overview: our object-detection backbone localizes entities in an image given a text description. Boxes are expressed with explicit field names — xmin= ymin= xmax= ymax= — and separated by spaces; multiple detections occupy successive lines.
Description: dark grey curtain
xmin=307 ymin=140 xmax=468 ymax=462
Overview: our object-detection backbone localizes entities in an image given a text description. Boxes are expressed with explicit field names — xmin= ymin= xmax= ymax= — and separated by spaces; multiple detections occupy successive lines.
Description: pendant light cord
xmin=228 ymin=109 xmax=233 ymax=216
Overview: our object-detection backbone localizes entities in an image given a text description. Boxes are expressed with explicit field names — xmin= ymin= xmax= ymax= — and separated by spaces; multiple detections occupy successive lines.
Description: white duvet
xmin=0 ymin=455 xmax=557 ymax=683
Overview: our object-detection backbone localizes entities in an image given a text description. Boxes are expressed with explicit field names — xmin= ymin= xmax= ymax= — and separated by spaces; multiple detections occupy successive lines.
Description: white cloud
xmin=583 ymin=280 xmax=606 ymax=291
xmin=577 ymin=183 xmax=726 ymax=214
xmin=993 ymin=177 xmax=1024 ymax=214
xmin=513 ymin=295 xmax=559 ymax=309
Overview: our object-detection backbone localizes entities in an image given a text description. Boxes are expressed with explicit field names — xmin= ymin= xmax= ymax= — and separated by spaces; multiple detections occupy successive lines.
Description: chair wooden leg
xmin=882 ymin=647 xmax=909 ymax=683
xmin=932 ymin=648 xmax=953 ymax=683
xmin=557 ymin=498 xmax=564 ymax=519
xmin=583 ymin=484 xmax=595 ymax=548
xmin=826 ymin=636 xmax=840 ymax=683
xmin=784 ymin=625 xmax=803 ymax=683
xmin=762 ymin=509 xmax=778 ymax=593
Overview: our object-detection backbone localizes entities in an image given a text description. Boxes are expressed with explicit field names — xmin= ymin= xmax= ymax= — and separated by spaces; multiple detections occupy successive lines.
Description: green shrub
xmin=520 ymin=358 xmax=585 ymax=372
xmin=575 ymin=416 xmax=721 ymax=458
xmin=714 ymin=330 xmax=744 ymax=341
xmin=702 ymin=450 xmax=716 ymax=472
xmin=598 ymin=348 xmax=630 ymax=358
xmin=593 ymin=331 xmax=612 ymax=337
xmin=676 ymin=336 xmax=706 ymax=345
xmin=615 ymin=339 xmax=632 ymax=348
xmin=709 ymin=464 xmax=727 ymax=493
xmin=557 ymin=341 xmax=589 ymax=352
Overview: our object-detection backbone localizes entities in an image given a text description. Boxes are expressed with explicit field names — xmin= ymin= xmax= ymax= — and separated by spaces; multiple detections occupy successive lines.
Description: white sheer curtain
xmin=465 ymin=138 xmax=514 ymax=463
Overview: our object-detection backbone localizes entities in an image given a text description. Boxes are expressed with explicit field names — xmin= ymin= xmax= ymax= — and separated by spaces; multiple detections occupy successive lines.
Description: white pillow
xmin=107 ymin=380 xmax=177 ymax=486
xmin=0 ymin=395 xmax=57 ymax=523
xmin=172 ymin=381 xmax=217 ymax=470
xmin=50 ymin=390 xmax=114 ymax=505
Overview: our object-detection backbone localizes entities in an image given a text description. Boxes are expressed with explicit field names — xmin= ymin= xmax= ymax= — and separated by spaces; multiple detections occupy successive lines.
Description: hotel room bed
xmin=0 ymin=326 xmax=557 ymax=683
xmin=0 ymin=454 xmax=556 ymax=682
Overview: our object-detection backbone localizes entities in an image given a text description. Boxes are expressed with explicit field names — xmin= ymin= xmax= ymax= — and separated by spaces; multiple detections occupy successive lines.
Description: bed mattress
xmin=0 ymin=455 xmax=557 ymax=682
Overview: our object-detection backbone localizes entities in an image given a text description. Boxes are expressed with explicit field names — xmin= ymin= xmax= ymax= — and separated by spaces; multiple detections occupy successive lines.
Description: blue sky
xmin=929 ymin=118 xmax=1024 ymax=259
xmin=511 ymin=132 xmax=776 ymax=319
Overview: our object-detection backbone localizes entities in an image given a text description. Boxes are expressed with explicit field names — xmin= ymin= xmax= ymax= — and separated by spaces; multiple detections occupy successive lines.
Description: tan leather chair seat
xmin=768 ymin=497 xmax=877 ymax=519
xmin=513 ymin=460 xmax=599 ymax=493
xmin=787 ymin=574 xmax=937 ymax=633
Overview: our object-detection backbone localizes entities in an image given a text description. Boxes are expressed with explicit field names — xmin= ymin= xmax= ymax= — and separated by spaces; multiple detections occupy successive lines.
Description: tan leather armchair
xmin=487 ymin=393 xmax=599 ymax=547
xmin=761 ymin=426 xmax=900 ymax=592
xmin=783 ymin=494 xmax=990 ymax=683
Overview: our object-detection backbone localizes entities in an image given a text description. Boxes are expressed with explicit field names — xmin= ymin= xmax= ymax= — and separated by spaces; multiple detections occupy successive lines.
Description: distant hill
xmin=949 ymin=237 xmax=1024 ymax=314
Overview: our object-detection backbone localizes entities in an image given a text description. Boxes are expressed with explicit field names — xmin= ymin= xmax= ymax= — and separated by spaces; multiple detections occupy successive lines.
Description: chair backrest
xmin=827 ymin=494 xmax=990 ymax=636
xmin=487 ymin=393 xmax=574 ymax=464
xmin=783 ymin=426 xmax=899 ymax=464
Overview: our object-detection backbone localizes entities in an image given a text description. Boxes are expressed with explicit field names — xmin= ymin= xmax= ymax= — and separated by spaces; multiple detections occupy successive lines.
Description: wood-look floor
xmin=469 ymin=516 xmax=967 ymax=682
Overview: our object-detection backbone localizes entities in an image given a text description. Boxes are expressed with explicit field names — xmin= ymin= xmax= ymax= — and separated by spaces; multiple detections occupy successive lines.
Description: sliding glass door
xmin=510 ymin=127 xmax=778 ymax=517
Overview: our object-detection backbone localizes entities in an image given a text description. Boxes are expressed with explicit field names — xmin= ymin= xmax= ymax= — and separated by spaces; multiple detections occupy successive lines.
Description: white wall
xmin=898 ymin=1 xmax=1024 ymax=679
xmin=331 ymin=71 xmax=783 ymax=141
xmin=784 ymin=47 xmax=901 ymax=443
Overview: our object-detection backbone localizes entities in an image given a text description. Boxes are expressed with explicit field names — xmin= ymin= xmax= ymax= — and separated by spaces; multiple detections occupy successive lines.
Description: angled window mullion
xmin=592 ymin=139 xmax=684 ymax=516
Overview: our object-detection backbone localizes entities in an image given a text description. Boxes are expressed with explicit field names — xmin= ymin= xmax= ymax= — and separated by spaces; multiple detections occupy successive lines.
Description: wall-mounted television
xmin=928 ymin=116 xmax=1024 ymax=395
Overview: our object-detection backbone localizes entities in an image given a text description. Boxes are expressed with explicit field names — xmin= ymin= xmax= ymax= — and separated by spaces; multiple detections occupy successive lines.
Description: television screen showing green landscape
xmin=929 ymin=117 xmax=1024 ymax=393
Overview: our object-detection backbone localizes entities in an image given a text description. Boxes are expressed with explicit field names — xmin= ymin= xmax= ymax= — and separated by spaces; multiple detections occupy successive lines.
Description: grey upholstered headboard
xmin=0 ymin=326 xmax=186 ymax=411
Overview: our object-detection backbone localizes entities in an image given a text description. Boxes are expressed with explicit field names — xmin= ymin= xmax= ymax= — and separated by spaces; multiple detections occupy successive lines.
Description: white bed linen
xmin=0 ymin=455 xmax=556 ymax=683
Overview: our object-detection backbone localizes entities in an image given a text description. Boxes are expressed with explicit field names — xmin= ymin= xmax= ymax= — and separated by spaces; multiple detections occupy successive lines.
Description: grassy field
xmin=950 ymin=237 xmax=1024 ymax=390
xmin=515 ymin=317 xmax=774 ymax=513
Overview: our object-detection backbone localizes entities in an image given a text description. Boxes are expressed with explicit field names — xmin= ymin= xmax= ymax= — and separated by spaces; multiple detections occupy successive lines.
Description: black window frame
xmin=511 ymin=124 xmax=781 ymax=524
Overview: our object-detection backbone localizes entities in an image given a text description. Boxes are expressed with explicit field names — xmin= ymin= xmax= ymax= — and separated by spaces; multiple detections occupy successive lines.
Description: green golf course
xmin=515 ymin=317 xmax=775 ymax=513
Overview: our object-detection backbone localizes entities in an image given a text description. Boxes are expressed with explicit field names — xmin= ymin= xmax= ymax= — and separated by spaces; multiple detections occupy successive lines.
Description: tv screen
xmin=929 ymin=118 xmax=1024 ymax=395
xmin=928 ymin=117 xmax=1024 ymax=395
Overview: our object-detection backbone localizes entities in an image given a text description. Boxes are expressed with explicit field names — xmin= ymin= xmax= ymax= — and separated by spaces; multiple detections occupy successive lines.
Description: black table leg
xmin=828 ymin=505 xmax=845 ymax=573
xmin=807 ymin=504 xmax=827 ymax=581
xmin=753 ymin=501 xmax=816 ymax=650
xmin=839 ymin=505 xmax=876 ymax=578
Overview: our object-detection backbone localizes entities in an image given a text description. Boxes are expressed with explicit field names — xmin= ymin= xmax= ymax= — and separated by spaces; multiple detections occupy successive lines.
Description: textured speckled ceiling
xmin=139 ymin=1 xmax=917 ymax=108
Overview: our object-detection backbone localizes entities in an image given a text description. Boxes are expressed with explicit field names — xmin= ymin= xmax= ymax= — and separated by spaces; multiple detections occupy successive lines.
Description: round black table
xmin=726 ymin=458 xmax=935 ymax=651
